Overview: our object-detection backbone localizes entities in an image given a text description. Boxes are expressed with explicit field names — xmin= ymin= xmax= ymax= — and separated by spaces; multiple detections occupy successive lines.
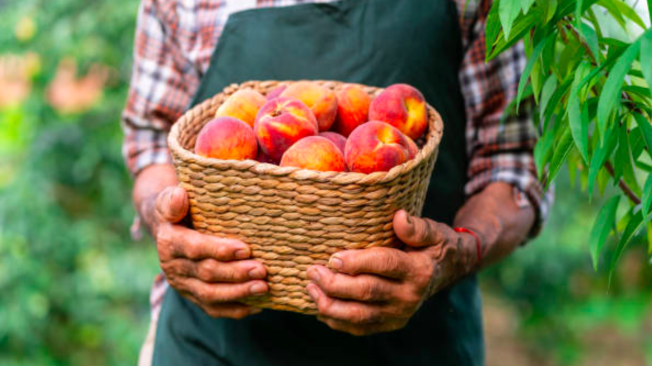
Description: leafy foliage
xmin=0 ymin=0 xmax=159 ymax=365
xmin=488 ymin=0 xmax=652 ymax=275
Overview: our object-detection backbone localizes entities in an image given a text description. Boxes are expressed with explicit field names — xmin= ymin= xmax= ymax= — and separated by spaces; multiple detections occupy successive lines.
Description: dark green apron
xmin=153 ymin=0 xmax=483 ymax=365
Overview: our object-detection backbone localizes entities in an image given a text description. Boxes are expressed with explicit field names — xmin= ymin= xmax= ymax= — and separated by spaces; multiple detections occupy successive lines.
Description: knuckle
xmin=360 ymin=280 xmax=380 ymax=301
xmin=156 ymin=226 xmax=173 ymax=253
xmin=197 ymin=261 xmax=218 ymax=281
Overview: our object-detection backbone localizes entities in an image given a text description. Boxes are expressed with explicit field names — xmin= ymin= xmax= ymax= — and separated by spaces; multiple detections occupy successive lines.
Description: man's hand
xmin=306 ymin=210 xmax=477 ymax=336
xmin=149 ymin=186 xmax=269 ymax=319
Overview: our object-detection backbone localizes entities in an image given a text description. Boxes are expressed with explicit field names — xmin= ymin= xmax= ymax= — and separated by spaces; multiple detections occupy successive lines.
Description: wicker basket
xmin=168 ymin=80 xmax=444 ymax=314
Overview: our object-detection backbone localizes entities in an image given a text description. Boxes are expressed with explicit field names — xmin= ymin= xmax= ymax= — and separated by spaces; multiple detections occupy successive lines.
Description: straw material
xmin=168 ymin=80 xmax=444 ymax=314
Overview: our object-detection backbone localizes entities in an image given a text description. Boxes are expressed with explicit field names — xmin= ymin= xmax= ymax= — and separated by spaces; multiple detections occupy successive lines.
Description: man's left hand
xmin=306 ymin=209 xmax=478 ymax=336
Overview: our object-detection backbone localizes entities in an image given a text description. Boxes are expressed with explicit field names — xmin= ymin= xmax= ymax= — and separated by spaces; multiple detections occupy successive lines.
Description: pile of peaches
xmin=195 ymin=82 xmax=429 ymax=174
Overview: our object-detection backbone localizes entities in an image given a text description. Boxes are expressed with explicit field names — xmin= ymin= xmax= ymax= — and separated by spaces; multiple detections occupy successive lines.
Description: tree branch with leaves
xmin=486 ymin=0 xmax=652 ymax=279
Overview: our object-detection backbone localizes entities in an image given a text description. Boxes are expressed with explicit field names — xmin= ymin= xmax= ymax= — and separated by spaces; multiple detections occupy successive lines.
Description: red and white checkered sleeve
xmin=121 ymin=0 xmax=200 ymax=176
xmin=458 ymin=0 xmax=553 ymax=237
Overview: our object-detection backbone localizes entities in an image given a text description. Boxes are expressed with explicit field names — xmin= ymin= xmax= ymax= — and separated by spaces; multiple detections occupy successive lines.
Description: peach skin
xmin=195 ymin=117 xmax=258 ymax=160
xmin=332 ymin=84 xmax=371 ymax=137
xmin=266 ymin=85 xmax=287 ymax=101
xmin=406 ymin=136 xmax=419 ymax=159
xmin=214 ymin=89 xmax=267 ymax=128
xmin=254 ymin=97 xmax=319 ymax=161
xmin=319 ymin=131 xmax=347 ymax=155
xmin=344 ymin=121 xmax=413 ymax=174
xmin=280 ymin=136 xmax=346 ymax=172
xmin=368 ymin=84 xmax=428 ymax=141
xmin=256 ymin=149 xmax=277 ymax=164
xmin=281 ymin=82 xmax=337 ymax=132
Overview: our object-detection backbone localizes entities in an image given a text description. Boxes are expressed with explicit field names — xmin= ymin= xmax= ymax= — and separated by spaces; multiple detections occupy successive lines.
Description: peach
xmin=254 ymin=97 xmax=318 ymax=161
xmin=266 ymin=85 xmax=287 ymax=101
xmin=406 ymin=136 xmax=419 ymax=159
xmin=281 ymin=82 xmax=337 ymax=131
xmin=280 ymin=136 xmax=346 ymax=172
xmin=195 ymin=117 xmax=257 ymax=160
xmin=319 ymin=132 xmax=347 ymax=155
xmin=344 ymin=121 xmax=413 ymax=173
xmin=256 ymin=149 xmax=277 ymax=164
xmin=368 ymin=84 xmax=428 ymax=140
xmin=332 ymin=84 xmax=371 ymax=137
xmin=214 ymin=89 xmax=267 ymax=128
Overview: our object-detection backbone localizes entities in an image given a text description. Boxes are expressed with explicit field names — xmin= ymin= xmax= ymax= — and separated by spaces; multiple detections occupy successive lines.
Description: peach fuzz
xmin=344 ymin=121 xmax=413 ymax=174
xmin=319 ymin=132 xmax=347 ymax=155
xmin=280 ymin=136 xmax=346 ymax=172
xmin=281 ymin=82 xmax=337 ymax=132
xmin=214 ymin=89 xmax=267 ymax=128
xmin=332 ymin=84 xmax=371 ymax=137
xmin=368 ymin=84 xmax=428 ymax=141
xmin=195 ymin=117 xmax=258 ymax=160
xmin=254 ymin=97 xmax=318 ymax=162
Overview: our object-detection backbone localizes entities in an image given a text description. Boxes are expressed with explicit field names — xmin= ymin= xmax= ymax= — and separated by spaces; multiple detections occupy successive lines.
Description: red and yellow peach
xmin=214 ymin=89 xmax=267 ymax=128
xmin=368 ymin=84 xmax=428 ymax=141
xmin=254 ymin=97 xmax=318 ymax=161
xmin=280 ymin=136 xmax=346 ymax=172
xmin=281 ymin=82 xmax=337 ymax=132
xmin=195 ymin=117 xmax=258 ymax=160
xmin=344 ymin=121 xmax=413 ymax=173
xmin=318 ymin=132 xmax=347 ymax=155
xmin=332 ymin=84 xmax=371 ymax=137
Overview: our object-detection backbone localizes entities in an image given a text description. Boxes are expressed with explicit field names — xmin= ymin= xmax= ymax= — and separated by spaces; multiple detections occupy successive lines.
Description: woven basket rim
xmin=168 ymin=80 xmax=444 ymax=185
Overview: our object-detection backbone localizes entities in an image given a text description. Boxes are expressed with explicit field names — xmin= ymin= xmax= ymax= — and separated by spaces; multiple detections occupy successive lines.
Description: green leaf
xmin=589 ymin=195 xmax=620 ymax=270
xmin=521 ymin=0 xmax=535 ymax=15
xmin=633 ymin=112 xmax=652 ymax=159
xmin=579 ymin=23 xmax=600 ymax=63
xmin=597 ymin=42 xmax=640 ymax=143
xmin=649 ymin=0 xmax=652 ymax=31
xmin=534 ymin=128 xmax=555 ymax=177
xmin=643 ymin=173 xmax=652 ymax=216
xmin=546 ymin=126 xmax=574 ymax=188
xmin=499 ymin=0 xmax=521 ymax=40
xmin=517 ymin=36 xmax=550 ymax=112
xmin=539 ymin=75 xmax=558 ymax=122
xmin=544 ymin=78 xmax=573 ymax=131
xmin=647 ymin=221 xmax=652 ymax=255
xmin=588 ymin=128 xmax=618 ymax=197
xmin=609 ymin=209 xmax=649 ymax=284
xmin=569 ymin=97 xmax=589 ymax=163
xmin=485 ymin=0 xmax=502 ymax=56
xmin=545 ymin=0 xmax=558 ymax=23
xmin=575 ymin=0 xmax=584 ymax=29
xmin=641 ymin=29 xmax=652 ymax=96
xmin=602 ymin=0 xmax=647 ymax=29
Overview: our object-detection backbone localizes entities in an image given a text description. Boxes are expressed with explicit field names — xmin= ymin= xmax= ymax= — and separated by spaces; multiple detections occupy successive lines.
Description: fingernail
xmin=307 ymin=267 xmax=321 ymax=282
xmin=235 ymin=249 xmax=250 ymax=259
xmin=248 ymin=267 xmax=265 ymax=279
xmin=250 ymin=283 xmax=267 ymax=296
xmin=329 ymin=256 xmax=343 ymax=270
xmin=306 ymin=284 xmax=320 ymax=301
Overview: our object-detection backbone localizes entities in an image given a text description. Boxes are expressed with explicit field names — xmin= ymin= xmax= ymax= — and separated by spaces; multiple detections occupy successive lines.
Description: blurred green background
xmin=0 ymin=0 xmax=650 ymax=365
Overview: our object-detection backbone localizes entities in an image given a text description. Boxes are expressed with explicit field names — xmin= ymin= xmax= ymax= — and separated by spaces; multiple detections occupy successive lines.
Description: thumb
xmin=393 ymin=209 xmax=447 ymax=248
xmin=155 ymin=186 xmax=189 ymax=224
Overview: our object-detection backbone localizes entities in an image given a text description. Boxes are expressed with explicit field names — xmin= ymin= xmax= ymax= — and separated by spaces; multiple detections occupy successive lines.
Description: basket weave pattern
xmin=169 ymin=80 xmax=444 ymax=314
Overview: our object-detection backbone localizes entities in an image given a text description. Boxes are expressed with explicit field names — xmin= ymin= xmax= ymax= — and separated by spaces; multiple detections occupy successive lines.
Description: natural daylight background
xmin=0 ymin=0 xmax=650 ymax=365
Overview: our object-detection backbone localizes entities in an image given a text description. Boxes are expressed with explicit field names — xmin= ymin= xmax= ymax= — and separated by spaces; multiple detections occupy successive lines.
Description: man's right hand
xmin=150 ymin=186 xmax=268 ymax=319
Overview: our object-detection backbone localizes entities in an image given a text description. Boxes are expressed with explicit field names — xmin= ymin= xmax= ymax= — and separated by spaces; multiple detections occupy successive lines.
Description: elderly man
xmin=122 ymin=0 xmax=551 ymax=365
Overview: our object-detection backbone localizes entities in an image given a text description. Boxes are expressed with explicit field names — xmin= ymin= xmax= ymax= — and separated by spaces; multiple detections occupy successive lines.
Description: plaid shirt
xmin=121 ymin=0 xmax=553 ymax=319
